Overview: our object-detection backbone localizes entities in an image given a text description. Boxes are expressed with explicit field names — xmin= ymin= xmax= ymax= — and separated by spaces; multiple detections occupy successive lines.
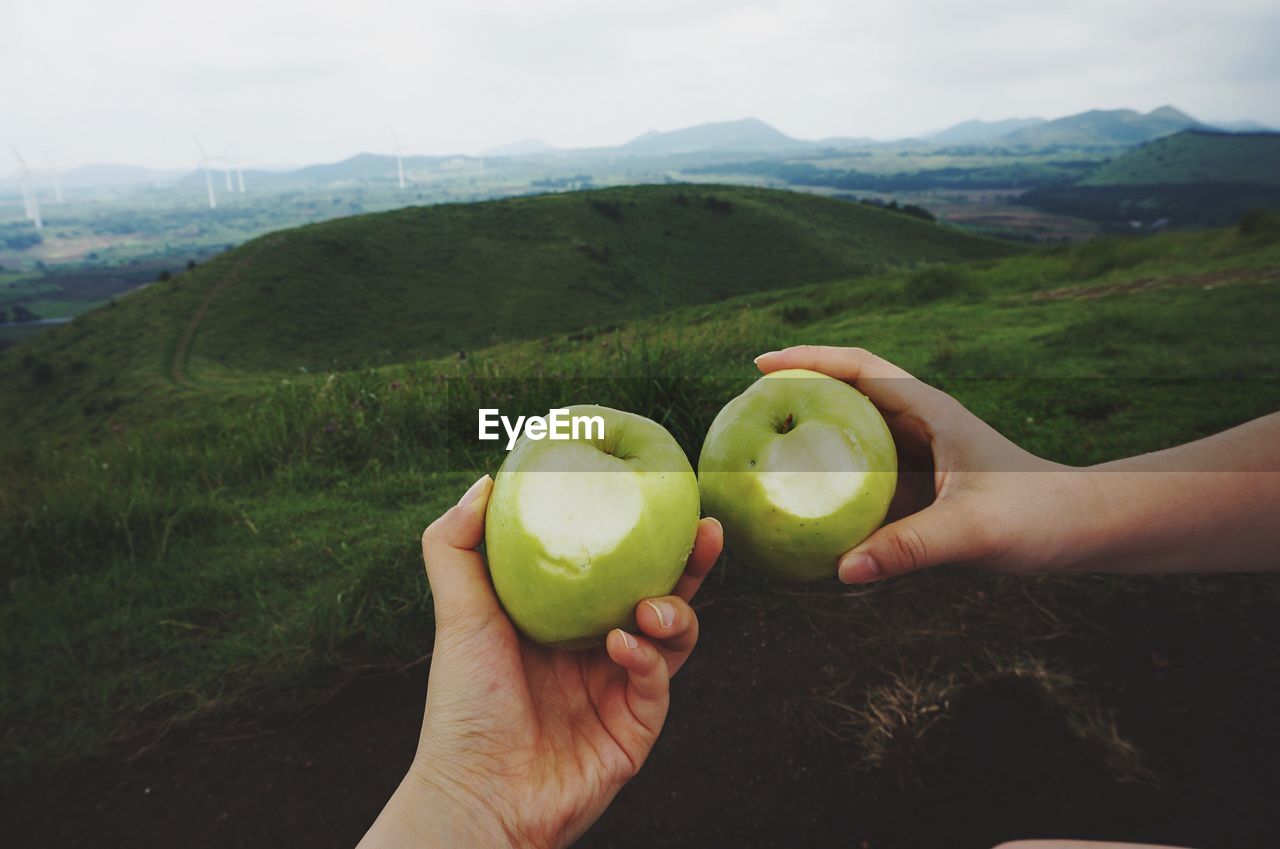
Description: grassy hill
xmin=1082 ymin=130 xmax=1280 ymax=186
xmin=2 ymin=207 xmax=1279 ymax=780
xmin=0 ymin=185 xmax=1014 ymax=443
xmin=1001 ymin=105 xmax=1203 ymax=148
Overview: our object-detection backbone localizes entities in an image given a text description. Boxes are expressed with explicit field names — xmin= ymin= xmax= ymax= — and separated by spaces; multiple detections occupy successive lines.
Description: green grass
xmin=1082 ymin=130 xmax=1280 ymax=186
xmin=0 ymin=185 xmax=1015 ymax=445
xmin=183 ymin=184 xmax=1014 ymax=373
xmin=1 ymin=194 xmax=1278 ymax=782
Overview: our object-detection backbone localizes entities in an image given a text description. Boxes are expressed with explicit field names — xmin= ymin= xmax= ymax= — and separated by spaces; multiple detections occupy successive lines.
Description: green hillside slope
xmin=0 ymin=185 xmax=1014 ymax=441
xmin=1082 ymin=130 xmax=1280 ymax=186
xmin=184 ymin=185 xmax=1012 ymax=372
xmin=2 ymin=218 xmax=1278 ymax=778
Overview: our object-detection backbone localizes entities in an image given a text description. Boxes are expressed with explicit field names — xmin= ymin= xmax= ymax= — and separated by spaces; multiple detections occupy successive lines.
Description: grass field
xmin=1 ymin=190 xmax=1279 ymax=825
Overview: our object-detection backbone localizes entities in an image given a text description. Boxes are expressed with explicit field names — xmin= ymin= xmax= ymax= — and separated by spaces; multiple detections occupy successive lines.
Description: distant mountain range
xmin=58 ymin=163 xmax=187 ymax=188
xmin=618 ymin=117 xmax=814 ymax=154
xmin=480 ymin=138 xmax=557 ymax=157
xmin=997 ymin=106 xmax=1206 ymax=148
xmin=924 ymin=117 xmax=1047 ymax=144
xmin=4 ymin=108 xmax=1273 ymax=193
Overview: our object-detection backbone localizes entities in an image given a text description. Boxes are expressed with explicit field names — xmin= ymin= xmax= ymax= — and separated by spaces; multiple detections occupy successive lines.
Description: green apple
xmin=485 ymin=404 xmax=701 ymax=649
xmin=698 ymin=369 xmax=896 ymax=581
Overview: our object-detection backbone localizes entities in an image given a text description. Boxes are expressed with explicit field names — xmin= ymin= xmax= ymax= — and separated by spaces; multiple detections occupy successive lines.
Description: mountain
xmin=815 ymin=135 xmax=881 ymax=148
xmin=481 ymin=138 xmax=557 ymax=157
xmin=1081 ymin=130 xmax=1280 ymax=186
xmin=926 ymin=117 xmax=1046 ymax=145
xmin=0 ymin=164 xmax=188 ymax=195
xmin=1000 ymin=106 xmax=1205 ymax=148
xmin=283 ymin=152 xmax=461 ymax=183
xmin=619 ymin=118 xmax=810 ymax=154
xmin=61 ymin=164 xmax=188 ymax=188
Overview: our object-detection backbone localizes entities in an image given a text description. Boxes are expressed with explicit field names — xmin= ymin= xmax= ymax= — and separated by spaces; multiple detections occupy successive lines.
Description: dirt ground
xmin=4 ymin=568 xmax=1279 ymax=849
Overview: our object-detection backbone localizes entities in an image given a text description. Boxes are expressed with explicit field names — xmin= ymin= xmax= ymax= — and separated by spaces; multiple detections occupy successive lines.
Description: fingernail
xmin=617 ymin=629 xmax=638 ymax=650
xmin=458 ymin=474 xmax=491 ymax=508
xmin=645 ymin=599 xmax=675 ymax=629
xmin=838 ymin=551 xmax=882 ymax=584
xmin=753 ymin=351 xmax=779 ymax=365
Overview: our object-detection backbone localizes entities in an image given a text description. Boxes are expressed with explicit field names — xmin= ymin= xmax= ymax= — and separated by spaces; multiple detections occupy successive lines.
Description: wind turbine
xmin=195 ymin=137 xmax=218 ymax=209
xmin=391 ymin=131 xmax=408 ymax=188
xmin=227 ymin=143 xmax=245 ymax=193
xmin=10 ymin=146 xmax=43 ymax=230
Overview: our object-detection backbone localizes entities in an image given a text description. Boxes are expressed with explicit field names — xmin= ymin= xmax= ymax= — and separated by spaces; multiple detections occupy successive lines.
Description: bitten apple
xmin=485 ymin=404 xmax=701 ymax=648
xmin=698 ymin=369 xmax=896 ymax=581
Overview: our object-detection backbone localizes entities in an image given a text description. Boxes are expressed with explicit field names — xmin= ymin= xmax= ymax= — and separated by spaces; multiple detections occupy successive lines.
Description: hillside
xmin=1001 ymin=105 xmax=1203 ymax=148
xmin=619 ymin=118 xmax=809 ymax=154
xmin=0 ymin=185 xmax=1015 ymax=442
xmin=2 ymin=215 xmax=1278 ymax=798
xmin=1081 ymin=130 xmax=1280 ymax=186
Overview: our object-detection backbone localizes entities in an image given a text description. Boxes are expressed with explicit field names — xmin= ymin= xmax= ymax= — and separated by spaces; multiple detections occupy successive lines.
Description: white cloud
xmin=1 ymin=0 xmax=1276 ymax=169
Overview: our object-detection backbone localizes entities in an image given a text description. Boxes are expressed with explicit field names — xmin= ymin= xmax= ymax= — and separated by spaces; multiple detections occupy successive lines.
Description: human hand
xmin=360 ymin=475 xmax=723 ymax=849
xmin=755 ymin=346 xmax=1088 ymax=583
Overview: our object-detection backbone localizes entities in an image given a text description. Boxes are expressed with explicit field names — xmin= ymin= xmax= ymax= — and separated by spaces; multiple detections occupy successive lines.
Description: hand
xmin=360 ymin=475 xmax=723 ymax=849
xmin=755 ymin=346 xmax=1086 ymax=583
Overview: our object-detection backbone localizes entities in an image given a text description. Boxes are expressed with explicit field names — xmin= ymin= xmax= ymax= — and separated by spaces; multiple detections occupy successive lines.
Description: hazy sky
xmin=3 ymin=0 xmax=1278 ymax=170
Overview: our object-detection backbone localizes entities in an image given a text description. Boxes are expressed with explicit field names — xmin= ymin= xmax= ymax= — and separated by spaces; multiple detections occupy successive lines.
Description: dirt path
xmin=4 ymin=574 xmax=1279 ymax=848
xmin=169 ymin=237 xmax=279 ymax=388
xmin=1031 ymin=265 xmax=1280 ymax=302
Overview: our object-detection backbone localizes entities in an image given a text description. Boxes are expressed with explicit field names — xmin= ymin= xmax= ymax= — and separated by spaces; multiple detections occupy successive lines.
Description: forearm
xmin=358 ymin=770 xmax=517 ymax=849
xmin=1054 ymin=413 xmax=1280 ymax=575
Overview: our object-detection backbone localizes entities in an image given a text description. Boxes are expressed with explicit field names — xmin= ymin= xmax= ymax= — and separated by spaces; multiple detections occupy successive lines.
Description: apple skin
xmin=485 ymin=404 xmax=700 ymax=649
xmin=697 ymin=369 xmax=897 ymax=581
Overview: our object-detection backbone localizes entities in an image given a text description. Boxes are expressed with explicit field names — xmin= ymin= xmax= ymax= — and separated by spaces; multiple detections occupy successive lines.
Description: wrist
xmin=1035 ymin=464 xmax=1124 ymax=574
xmin=360 ymin=764 xmax=522 ymax=849
xmin=987 ymin=463 xmax=1104 ymax=575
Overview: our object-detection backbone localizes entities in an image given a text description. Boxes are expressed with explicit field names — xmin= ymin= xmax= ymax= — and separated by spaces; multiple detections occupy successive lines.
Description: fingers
xmin=606 ymin=629 xmax=671 ymax=735
xmin=754 ymin=345 xmax=949 ymax=420
xmin=837 ymin=499 xmax=985 ymax=584
xmin=672 ymin=517 xmax=723 ymax=602
xmin=421 ymin=475 xmax=505 ymax=631
xmin=636 ymin=595 xmax=699 ymax=675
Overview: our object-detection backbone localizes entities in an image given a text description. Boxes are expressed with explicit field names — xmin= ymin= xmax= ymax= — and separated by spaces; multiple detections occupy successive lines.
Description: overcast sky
xmin=3 ymin=0 xmax=1278 ymax=170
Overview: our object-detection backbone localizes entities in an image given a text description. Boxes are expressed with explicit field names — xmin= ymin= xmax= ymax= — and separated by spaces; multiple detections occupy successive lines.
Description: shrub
xmin=904 ymin=266 xmax=970 ymax=303
xmin=1238 ymin=207 xmax=1280 ymax=238
xmin=779 ymin=305 xmax=813 ymax=325
xmin=588 ymin=199 xmax=623 ymax=221
xmin=704 ymin=196 xmax=734 ymax=215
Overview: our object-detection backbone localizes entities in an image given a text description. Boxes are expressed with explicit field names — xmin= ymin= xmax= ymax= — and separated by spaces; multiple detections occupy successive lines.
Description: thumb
xmin=837 ymin=501 xmax=981 ymax=584
xmin=421 ymin=475 xmax=504 ymax=629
